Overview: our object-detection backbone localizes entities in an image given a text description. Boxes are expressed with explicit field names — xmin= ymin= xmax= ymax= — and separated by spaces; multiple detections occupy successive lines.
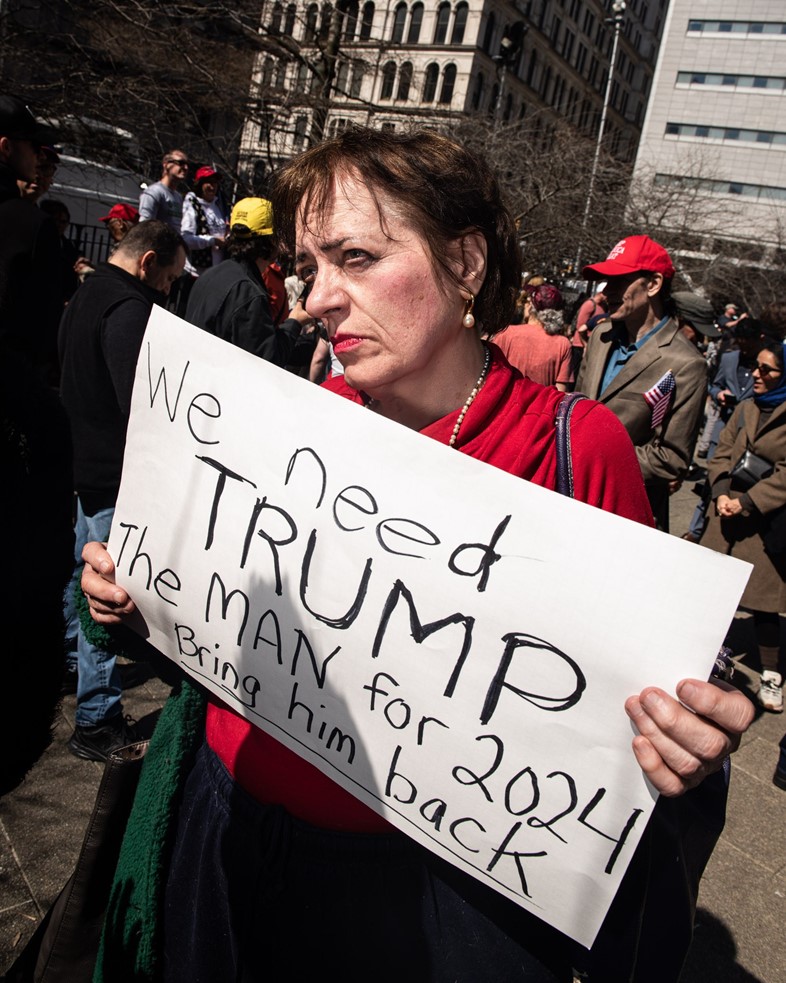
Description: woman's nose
xmin=305 ymin=267 xmax=343 ymax=319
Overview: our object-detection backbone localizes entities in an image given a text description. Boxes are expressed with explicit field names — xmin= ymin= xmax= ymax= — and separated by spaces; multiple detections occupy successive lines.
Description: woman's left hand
xmin=625 ymin=679 xmax=754 ymax=797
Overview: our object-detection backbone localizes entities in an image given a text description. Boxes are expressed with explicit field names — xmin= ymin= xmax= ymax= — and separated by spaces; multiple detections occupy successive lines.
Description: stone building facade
xmin=240 ymin=0 xmax=666 ymax=185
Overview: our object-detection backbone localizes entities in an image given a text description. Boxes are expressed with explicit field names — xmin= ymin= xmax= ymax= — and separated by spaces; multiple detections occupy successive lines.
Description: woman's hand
xmin=80 ymin=541 xmax=136 ymax=624
xmin=717 ymin=494 xmax=743 ymax=517
xmin=625 ymin=679 xmax=754 ymax=797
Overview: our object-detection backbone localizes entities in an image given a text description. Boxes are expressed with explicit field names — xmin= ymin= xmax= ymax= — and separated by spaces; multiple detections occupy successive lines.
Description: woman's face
xmin=295 ymin=173 xmax=481 ymax=403
xmin=200 ymin=179 xmax=219 ymax=202
xmin=753 ymin=349 xmax=783 ymax=394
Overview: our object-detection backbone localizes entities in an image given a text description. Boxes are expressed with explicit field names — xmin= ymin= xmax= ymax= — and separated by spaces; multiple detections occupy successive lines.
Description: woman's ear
xmin=458 ymin=231 xmax=487 ymax=293
xmin=446 ymin=232 xmax=487 ymax=298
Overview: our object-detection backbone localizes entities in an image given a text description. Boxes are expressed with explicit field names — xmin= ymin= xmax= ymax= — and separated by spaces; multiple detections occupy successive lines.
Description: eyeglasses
xmin=168 ymin=158 xmax=189 ymax=167
xmin=755 ymin=362 xmax=781 ymax=377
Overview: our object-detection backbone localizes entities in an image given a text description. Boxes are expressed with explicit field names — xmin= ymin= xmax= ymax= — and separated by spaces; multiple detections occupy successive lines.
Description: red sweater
xmin=207 ymin=352 xmax=653 ymax=831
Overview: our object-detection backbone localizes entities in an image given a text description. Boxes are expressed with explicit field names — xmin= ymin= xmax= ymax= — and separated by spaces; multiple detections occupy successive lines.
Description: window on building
xmin=504 ymin=93 xmax=513 ymax=120
xmin=676 ymin=71 xmax=786 ymax=91
xmin=397 ymin=61 xmax=413 ymax=99
xmin=423 ymin=61 xmax=439 ymax=101
xmin=434 ymin=2 xmax=451 ymax=43
xmin=293 ymin=115 xmax=309 ymax=150
xmin=654 ymin=172 xmax=786 ymax=202
xmin=258 ymin=114 xmax=272 ymax=144
xmin=408 ymin=2 xmax=423 ymax=42
xmin=575 ymin=42 xmax=587 ymax=74
xmin=471 ymin=71 xmax=485 ymax=110
xmin=563 ymin=28 xmax=575 ymax=60
xmin=687 ymin=20 xmax=786 ymax=36
xmin=489 ymin=83 xmax=499 ymax=116
xmin=541 ymin=65 xmax=552 ymax=99
xmin=328 ymin=117 xmax=351 ymax=138
xmin=274 ymin=61 xmax=288 ymax=89
xmin=305 ymin=3 xmax=319 ymax=39
xmin=482 ymin=12 xmax=496 ymax=52
xmin=295 ymin=62 xmax=311 ymax=92
xmin=269 ymin=1 xmax=283 ymax=33
xmin=665 ymin=121 xmax=786 ymax=146
xmin=319 ymin=2 xmax=332 ymax=39
xmin=440 ymin=64 xmax=457 ymax=103
xmin=335 ymin=60 xmax=350 ymax=93
xmin=391 ymin=2 xmax=407 ymax=42
xmin=451 ymin=2 xmax=469 ymax=44
xmin=526 ymin=47 xmax=537 ymax=86
xmin=339 ymin=0 xmax=359 ymax=39
xmin=261 ymin=57 xmax=274 ymax=89
xmin=381 ymin=60 xmax=396 ymax=99
xmin=284 ymin=3 xmax=297 ymax=35
xmin=360 ymin=1 xmax=375 ymax=38
xmin=350 ymin=62 xmax=365 ymax=97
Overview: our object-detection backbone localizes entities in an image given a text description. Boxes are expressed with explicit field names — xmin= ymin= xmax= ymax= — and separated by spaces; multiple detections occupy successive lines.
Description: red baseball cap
xmin=99 ymin=203 xmax=140 ymax=223
xmin=194 ymin=166 xmax=220 ymax=185
xmin=583 ymin=235 xmax=674 ymax=280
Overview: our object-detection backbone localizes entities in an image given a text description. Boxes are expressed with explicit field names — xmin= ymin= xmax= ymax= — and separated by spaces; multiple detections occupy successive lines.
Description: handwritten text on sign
xmin=110 ymin=308 xmax=750 ymax=947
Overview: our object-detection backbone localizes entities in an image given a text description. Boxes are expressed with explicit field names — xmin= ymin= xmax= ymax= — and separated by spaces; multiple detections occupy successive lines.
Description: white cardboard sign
xmin=109 ymin=308 xmax=751 ymax=947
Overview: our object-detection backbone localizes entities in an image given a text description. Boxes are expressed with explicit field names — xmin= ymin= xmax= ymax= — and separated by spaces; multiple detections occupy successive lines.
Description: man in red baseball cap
xmin=99 ymin=202 xmax=140 ymax=249
xmin=576 ymin=235 xmax=707 ymax=530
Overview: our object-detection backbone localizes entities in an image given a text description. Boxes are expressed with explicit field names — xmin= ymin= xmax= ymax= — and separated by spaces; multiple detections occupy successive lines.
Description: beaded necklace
xmin=448 ymin=343 xmax=491 ymax=447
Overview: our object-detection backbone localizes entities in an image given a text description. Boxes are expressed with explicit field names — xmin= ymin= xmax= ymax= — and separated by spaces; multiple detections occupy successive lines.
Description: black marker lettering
xmin=481 ymin=633 xmax=586 ymax=725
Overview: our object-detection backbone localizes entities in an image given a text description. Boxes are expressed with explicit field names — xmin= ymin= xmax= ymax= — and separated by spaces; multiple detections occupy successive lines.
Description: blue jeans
xmin=64 ymin=501 xmax=122 ymax=727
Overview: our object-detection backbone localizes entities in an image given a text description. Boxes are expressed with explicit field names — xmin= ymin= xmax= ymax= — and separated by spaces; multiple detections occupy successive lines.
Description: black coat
xmin=58 ymin=262 xmax=163 ymax=514
xmin=0 ymin=162 xmax=63 ymax=380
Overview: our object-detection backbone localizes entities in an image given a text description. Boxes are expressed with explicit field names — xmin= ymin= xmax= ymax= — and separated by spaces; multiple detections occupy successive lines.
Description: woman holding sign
xmin=80 ymin=128 xmax=752 ymax=983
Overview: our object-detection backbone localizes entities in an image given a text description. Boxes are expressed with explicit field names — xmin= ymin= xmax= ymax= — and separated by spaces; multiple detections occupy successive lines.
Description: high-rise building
xmin=239 ymin=0 xmax=667 ymax=186
xmin=631 ymin=0 xmax=786 ymax=250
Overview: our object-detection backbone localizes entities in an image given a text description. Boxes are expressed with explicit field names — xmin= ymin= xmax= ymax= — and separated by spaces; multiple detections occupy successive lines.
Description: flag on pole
xmin=643 ymin=370 xmax=676 ymax=427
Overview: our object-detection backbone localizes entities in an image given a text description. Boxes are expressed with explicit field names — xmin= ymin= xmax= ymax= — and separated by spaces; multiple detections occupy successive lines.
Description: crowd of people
xmin=0 ymin=92 xmax=782 ymax=982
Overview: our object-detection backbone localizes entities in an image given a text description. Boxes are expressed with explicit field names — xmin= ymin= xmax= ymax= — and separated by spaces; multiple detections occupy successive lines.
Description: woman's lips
xmin=332 ymin=334 xmax=365 ymax=355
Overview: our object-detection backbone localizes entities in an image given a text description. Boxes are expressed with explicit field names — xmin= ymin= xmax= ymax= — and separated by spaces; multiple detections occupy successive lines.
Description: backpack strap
xmin=555 ymin=393 xmax=588 ymax=498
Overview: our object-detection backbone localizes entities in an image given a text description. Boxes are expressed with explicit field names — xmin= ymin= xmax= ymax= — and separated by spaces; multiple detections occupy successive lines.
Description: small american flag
xmin=643 ymin=370 xmax=676 ymax=427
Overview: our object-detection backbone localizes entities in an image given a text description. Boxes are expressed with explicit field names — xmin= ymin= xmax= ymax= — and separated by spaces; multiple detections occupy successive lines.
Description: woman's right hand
xmin=81 ymin=541 xmax=137 ymax=624
xmin=716 ymin=494 xmax=743 ymax=517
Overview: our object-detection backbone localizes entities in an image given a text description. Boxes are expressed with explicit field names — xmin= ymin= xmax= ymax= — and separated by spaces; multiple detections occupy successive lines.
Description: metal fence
xmin=67 ymin=224 xmax=112 ymax=266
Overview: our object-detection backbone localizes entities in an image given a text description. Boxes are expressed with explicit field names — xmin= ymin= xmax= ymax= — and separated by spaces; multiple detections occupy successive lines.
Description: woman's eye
xmin=345 ymin=249 xmax=371 ymax=262
xmin=299 ymin=268 xmax=317 ymax=283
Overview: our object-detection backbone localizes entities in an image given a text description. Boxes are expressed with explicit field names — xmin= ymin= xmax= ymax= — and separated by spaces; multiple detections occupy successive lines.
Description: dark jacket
xmin=709 ymin=350 xmax=756 ymax=421
xmin=58 ymin=262 xmax=163 ymax=514
xmin=0 ymin=161 xmax=63 ymax=379
xmin=185 ymin=257 xmax=303 ymax=365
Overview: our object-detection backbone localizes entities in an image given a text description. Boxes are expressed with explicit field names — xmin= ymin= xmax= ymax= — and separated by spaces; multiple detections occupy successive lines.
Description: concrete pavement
xmin=1 ymin=482 xmax=784 ymax=981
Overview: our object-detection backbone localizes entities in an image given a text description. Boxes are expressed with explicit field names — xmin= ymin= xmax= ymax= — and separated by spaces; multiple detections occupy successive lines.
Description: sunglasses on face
xmin=755 ymin=362 xmax=781 ymax=377
xmin=168 ymin=159 xmax=189 ymax=167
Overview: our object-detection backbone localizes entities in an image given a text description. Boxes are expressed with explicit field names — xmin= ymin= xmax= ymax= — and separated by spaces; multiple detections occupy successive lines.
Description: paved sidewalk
xmin=1 ymin=482 xmax=784 ymax=980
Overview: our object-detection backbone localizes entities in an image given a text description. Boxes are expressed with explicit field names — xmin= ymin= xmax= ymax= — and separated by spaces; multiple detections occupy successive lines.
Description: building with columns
xmin=239 ymin=0 xmax=667 ymax=186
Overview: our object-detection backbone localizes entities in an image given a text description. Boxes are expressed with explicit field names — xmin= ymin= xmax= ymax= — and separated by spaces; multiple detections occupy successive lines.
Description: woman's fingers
xmin=625 ymin=680 xmax=752 ymax=797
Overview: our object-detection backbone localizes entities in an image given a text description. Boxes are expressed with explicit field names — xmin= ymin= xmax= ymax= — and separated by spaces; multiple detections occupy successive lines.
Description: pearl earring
xmin=462 ymin=294 xmax=475 ymax=329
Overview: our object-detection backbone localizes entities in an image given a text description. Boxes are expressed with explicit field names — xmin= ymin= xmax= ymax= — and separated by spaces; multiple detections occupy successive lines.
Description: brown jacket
xmin=702 ymin=398 xmax=786 ymax=612
xmin=576 ymin=316 xmax=708 ymax=486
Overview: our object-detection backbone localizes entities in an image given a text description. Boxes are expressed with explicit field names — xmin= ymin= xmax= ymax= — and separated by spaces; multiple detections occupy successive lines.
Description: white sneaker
xmin=759 ymin=670 xmax=783 ymax=713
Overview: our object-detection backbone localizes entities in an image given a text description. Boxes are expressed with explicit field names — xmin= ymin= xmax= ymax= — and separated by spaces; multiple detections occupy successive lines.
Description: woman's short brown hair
xmin=271 ymin=126 xmax=521 ymax=335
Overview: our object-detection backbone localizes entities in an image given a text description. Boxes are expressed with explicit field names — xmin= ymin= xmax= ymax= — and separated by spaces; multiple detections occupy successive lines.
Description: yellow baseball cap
xmin=230 ymin=197 xmax=274 ymax=238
